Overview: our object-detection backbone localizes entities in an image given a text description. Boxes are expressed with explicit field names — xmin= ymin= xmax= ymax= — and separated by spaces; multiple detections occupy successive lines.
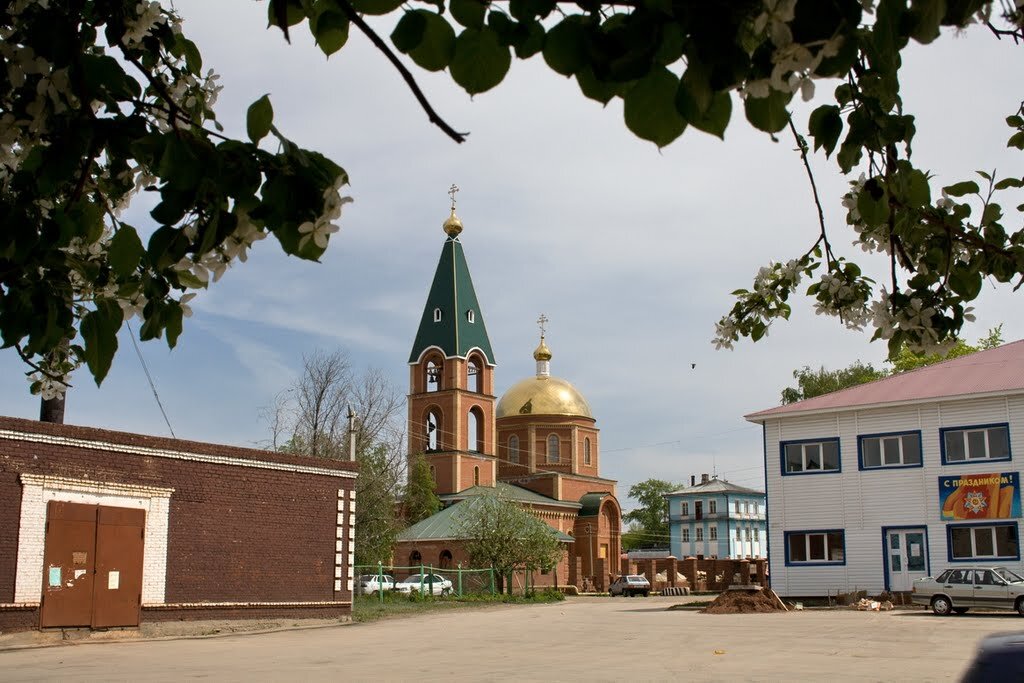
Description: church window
xmin=508 ymin=435 xmax=520 ymax=464
xmin=410 ymin=550 xmax=422 ymax=566
xmin=426 ymin=410 xmax=441 ymax=451
xmin=710 ymin=525 xmax=718 ymax=541
xmin=681 ymin=528 xmax=690 ymax=542
xmin=473 ymin=466 xmax=480 ymax=486
xmin=680 ymin=502 xmax=688 ymax=516
xmin=584 ymin=438 xmax=591 ymax=466
xmin=547 ymin=434 xmax=560 ymax=463
xmin=426 ymin=360 xmax=442 ymax=392
xmin=466 ymin=309 xmax=475 ymax=323
xmin=439 ymin=550 xmax=453 ymax=569
xmin=433 ymin=307 xmax=442 ymax=322
xmin=468 ymin=407 xmax=483 ymax=453
xmin=468 ymin=357 xmax=481 ymax=392
xmin=696 ymin=527 xmax=704 ymax=541
xmin=709 ymin=500 xmax=717 ymax=515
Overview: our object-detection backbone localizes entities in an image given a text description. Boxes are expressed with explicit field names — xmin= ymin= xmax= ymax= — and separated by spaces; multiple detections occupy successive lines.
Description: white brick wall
xmin=14 ymin=474 xmax=173 ymax=605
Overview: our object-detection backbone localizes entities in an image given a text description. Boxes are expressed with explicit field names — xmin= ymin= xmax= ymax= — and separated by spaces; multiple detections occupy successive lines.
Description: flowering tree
xmin=0 ymin=1 xmax=348 ymax=411
xmin=3 ymin=0 xmax=1024 ymax=412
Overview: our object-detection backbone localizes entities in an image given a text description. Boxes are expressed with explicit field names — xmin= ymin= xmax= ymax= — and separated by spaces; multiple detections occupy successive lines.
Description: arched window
xmin=410 ymin=550 xmax=422 ymax=566
xmin=468 ymin=356 xmax=481 ymax=393
xmin=426 ymin=360 xmax=442 ymax=392
xmin=547 ymin=434 xmax=560 ymax=463
xmin=468 ymin=406 xmax=483 ymax=453
xmin=433 ymin=307 xmax=442 ymax=322
xmin=584 ymin=438 xmax=592 ymax=466
xmin=439 ymin=550 xmax=453 ymax=569
xmin=426 ymin=409 xmax=441 ymax=451
xmin=473 ymin=466 xmax=480 ymax=486
xmin=508 ymin=435 xmax=520 ymax=464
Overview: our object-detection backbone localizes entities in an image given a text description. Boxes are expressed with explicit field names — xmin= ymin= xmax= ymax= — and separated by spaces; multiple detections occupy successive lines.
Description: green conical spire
xmin=409 ymin=235 xmax=495 ymax=365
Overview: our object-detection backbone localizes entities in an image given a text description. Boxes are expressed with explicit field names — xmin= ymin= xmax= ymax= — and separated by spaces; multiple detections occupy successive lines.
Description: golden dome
xmin=443 ymin=208 xmax=463 ymax=237
xmin=533 ymin=338 xmax=552 ymax=361
xmin=496 ymin=376 xmax=593 ymax=419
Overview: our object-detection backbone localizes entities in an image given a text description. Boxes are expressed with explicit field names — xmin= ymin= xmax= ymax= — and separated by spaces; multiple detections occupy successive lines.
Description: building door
xmin=40 ymin=501 xmax=145 ymax=628
xmin=885 ymin=528 xmax=927 ymax=592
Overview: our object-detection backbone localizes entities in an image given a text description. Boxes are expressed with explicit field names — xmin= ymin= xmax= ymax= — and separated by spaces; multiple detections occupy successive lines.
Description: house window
xmin=859 ymin=431 xmax=922 ymax=469
xmin=734 ymin=501 xmax=741 ymax=514
xmin=745 ymin=528 xmax=751 ymax=541
xmin=696 ymin=527 xmax=704 ymax=541
xmin=508 ymin=435 xmax=519 ymax=464
xmin=754 ymin=528 xmax=760 ymax=542
xmin=709 ymin=525 xmax=718 ymax=541
xmin=942 ymin=424 xmax=1011 ymax=464
xmin=584 ymin=438 xmax=592 ymax=466
xmin=547 ymin=434 xmax=560 ymax=463
xmin=433 ymin=307 xmax=442 ymax=322
xmin=466 ymin=309 xmax=475 ymax=323
xmin=785 ymin=530 xmax=846 ymax=565
xmin=743 ymin=501 xmax=750 ymax=514
xmin=949 ymin=523 xmax=1019 ymax=561
xmin=681 ymin=528 xmax=690 ymax=542
xmin=680 ymin=502 xmax=689 ymax=516
xmin=709 ymin=500 xmax=717 ymax=514
xmin=782 ymin=439 xmax=840 ymax=474
xmin=736 ymin=527 xmax=742 ymax=541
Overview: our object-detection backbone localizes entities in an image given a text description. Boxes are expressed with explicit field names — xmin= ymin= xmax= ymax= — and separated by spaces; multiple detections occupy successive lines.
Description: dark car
xmin=960 ymin=632 xmax=1024 ymax=682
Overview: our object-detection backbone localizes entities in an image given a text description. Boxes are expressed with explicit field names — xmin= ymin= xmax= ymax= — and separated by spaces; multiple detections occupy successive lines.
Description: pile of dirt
xmin=701 ymin=588 xmax=786 ymax=614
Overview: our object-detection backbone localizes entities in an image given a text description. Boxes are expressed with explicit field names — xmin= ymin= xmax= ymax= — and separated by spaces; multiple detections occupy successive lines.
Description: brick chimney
xmin=701 ymin=473 xmax=709 ymax=485
xmin=690 ymin=475 xmax=696 ymax=487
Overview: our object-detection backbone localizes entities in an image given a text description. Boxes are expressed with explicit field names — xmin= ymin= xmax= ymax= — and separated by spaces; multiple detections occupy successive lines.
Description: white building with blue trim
xmin=665 ymin=474 xmax=766 ymax=559
xmin=746 ymin=341 xmax=1024 ymax=597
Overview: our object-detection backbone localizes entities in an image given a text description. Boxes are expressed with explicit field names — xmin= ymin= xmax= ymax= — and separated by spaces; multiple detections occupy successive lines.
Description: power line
xmin=126 ymin=321 xmax=177 ymax=439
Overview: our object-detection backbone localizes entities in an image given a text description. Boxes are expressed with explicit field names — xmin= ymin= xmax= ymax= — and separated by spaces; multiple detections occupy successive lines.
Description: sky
xmin=2 ymin=4 xmax=1022 ymax=510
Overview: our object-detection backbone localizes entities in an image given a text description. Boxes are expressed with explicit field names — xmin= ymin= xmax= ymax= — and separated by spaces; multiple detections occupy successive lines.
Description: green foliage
xmin=888 ymin=325 xmax=1004 ymax=373
xmin=781 ymin=360 xmax=886 ymax=404
xmin=623 ymin=479 xmax=677 ymax=548
xmin=404 ymin=453 xmax=441 ymax=524
xmin=455 ymin=489 xmax=565 ymax=586
xmin=355 ymin=444 xmax=401 ymax=567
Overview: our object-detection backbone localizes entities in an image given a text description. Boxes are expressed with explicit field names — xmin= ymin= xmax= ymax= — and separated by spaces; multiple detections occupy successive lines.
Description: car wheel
xmin=441 ymin=587 xmax=452 ymax=597
xmin=1016 ymin=597 xmax=1024 ymax=616
xmin=642 ymin=591 xmax=649 ymax=597
xmin=931 ymin=595 xmax=953 ymax=616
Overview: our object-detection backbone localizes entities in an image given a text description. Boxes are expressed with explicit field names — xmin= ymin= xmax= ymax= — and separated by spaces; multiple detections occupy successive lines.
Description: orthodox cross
xmin=448 ymin=183 xmax=459 ymax=210
xmin=537 ymin=313 xmax=548 ymax=337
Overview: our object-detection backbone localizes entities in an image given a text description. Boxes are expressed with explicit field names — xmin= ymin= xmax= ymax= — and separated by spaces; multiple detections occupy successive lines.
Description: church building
xmin=394 ymin=191 xmax=622 ymax=591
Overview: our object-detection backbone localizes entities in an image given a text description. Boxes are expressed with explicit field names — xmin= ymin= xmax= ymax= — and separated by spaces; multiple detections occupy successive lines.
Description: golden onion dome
xmin=443 ymin=208 xmax=463 ymax=237
xmin=496 ymin=376 xmax=593 ymax=419
xmin=533 ymin=338 xmax=552 ymax=361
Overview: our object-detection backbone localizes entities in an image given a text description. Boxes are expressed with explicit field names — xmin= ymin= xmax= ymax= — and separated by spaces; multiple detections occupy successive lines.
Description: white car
xmin=394 ymin=573 xmax=453 ymax=596
xmin=609 ymin=575 xmax=651 ymax=597
xmin=912 ymin=566 xmax=1024 ymax=615
xmin=357 ymin=574 xmax=395 ymax=595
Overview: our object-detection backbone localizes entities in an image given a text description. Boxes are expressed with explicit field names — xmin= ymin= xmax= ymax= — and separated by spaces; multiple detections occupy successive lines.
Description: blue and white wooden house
xmin=665 ymin=475 xmax=766 ymax=559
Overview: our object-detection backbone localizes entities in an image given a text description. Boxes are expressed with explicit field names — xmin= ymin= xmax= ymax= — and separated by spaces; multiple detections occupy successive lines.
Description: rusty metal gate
xmin=40 ymin=501 xmax=145 ymax=629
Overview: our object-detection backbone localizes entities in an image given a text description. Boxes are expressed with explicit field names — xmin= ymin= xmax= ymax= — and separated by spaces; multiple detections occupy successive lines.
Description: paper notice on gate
xmin=48 ymin=566 xmax=61 ymax=587
xmin=910 ymin=543 xmax=921 ymax=557
xmin=108 ymin=570 xmax=120 ymax=590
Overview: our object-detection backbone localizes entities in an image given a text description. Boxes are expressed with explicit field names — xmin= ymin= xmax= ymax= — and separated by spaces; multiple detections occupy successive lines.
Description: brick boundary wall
xmin=0 ymin=417 xmax=357 ymax=633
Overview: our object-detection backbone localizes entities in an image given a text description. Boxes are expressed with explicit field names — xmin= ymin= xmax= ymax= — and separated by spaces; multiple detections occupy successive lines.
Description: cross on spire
xmin=537 ymin=313 xmax=548 ymax=338
xmin=448 ymin=183 xmax=460 ymax=210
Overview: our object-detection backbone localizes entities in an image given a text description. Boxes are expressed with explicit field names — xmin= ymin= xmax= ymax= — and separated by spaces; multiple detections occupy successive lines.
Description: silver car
xmin=912 ymin=566 xmax=1024 ymax=615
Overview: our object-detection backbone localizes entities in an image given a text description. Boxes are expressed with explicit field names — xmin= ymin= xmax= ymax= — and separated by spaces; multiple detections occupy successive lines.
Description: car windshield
xmin=628 ymin=577 xmax=646 ymax=583
xmin=995 ymin=567 xmax=1024 ymax=583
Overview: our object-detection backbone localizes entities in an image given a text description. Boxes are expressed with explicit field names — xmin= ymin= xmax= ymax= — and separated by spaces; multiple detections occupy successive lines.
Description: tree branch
xmin=335 ymin=0 xmax=468 ymax=144
xmin=788 ymin=118 xmax=834 ymax=269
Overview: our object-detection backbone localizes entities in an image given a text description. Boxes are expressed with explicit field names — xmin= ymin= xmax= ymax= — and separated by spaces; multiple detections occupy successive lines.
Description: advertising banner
xmin=939 ymin=472 xmax=1020 ymax=521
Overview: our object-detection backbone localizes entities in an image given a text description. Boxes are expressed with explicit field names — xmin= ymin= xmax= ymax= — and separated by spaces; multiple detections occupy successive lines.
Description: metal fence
xmin=355 ymin=563 xmax=497 ymax=603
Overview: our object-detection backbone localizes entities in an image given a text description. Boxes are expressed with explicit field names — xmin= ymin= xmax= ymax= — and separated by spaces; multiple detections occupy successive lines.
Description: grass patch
xmin=353 ymin=589 xmax=565 ymax=623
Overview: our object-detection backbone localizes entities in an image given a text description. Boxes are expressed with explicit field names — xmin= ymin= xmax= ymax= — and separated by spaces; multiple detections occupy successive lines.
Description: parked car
xmin=960 ymin=632 xmax=1024 ymax=682
xmin=394 ymin=573 xmax=453 ymax=596
xmin=357 ymin=574 xmax=395 ymax=595
xmin=911 ymin=566 xmax=1024 ymax=615
xmin=609 ymin=575 xmax=651 ymax=597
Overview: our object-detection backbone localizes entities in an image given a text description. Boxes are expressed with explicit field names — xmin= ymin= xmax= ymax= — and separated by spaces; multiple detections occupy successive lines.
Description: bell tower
xmin=408 ymin=186 xmax=497 ymax=495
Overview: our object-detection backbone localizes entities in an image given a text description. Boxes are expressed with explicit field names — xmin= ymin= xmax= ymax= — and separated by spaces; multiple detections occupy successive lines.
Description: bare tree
xmin=293 ymin=349 xmax=351 ymax=458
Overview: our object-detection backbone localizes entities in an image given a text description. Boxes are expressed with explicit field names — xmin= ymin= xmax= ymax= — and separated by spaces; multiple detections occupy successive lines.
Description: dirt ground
xmin=1 ymin=596 xmax=1018 ymax=681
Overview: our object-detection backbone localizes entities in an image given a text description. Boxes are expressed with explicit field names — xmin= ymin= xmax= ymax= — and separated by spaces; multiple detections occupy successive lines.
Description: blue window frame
xmin=947 ymin=521 xmax=1019 ymax=562
xmin=858 ymin=430 xmax=923 ymax=470
xmin=780 ymin=438 xmax=841 ymax=476
xmin=784 ymin=529 xmax=846 ymax=566
xmin=940 ymin=423 xmax=1011 ymax=465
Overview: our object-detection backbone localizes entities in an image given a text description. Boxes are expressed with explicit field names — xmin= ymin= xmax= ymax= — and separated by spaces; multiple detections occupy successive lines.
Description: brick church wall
xmin=0 ymin=417 xmax=357 ymax=632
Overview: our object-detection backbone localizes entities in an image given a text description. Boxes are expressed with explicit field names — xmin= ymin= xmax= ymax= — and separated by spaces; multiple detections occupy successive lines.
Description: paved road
xmin=1 ymin=597 xmax=1018 ymax=681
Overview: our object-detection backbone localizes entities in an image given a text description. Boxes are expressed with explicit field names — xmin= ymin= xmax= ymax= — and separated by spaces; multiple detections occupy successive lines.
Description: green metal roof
xmin=439 ymin=482 xmax=582 ymax=509
xmin=578 ymin=491 xmax=613 ymax=517
xmin=409 ymin=236 xmax=495 ymax=365
xmin=397 ymin=495 xmax=575 ymax=543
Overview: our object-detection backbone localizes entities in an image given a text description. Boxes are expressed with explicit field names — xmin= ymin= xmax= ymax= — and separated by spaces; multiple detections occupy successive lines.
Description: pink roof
xmin=746 ymin=340 xmax=1024 ymax=421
